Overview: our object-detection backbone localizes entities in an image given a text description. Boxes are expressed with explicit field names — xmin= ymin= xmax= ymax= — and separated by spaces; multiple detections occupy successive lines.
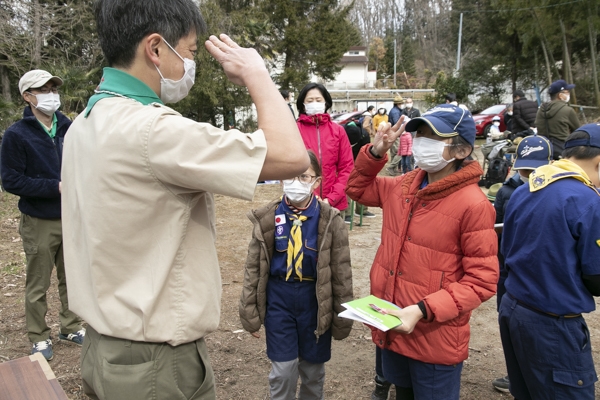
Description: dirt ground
xmin=1 ymin=142 xmax=600 ymax=399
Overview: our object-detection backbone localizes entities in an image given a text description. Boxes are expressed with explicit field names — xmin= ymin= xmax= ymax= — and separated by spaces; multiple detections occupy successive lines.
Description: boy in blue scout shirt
xmin=499 ymin=123 xmax=600 ymax=399
xmin=240 ymin=150 xmax=353 ymax=400
xmin=491 ymin=135 xmax=552 ymax=393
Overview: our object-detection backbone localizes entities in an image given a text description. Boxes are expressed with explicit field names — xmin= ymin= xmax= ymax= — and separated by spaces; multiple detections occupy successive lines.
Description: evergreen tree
xmin=261 ymin=0 xmax=361 ymax=90
xmin=400 ymin=36 xmax=416 ymax=77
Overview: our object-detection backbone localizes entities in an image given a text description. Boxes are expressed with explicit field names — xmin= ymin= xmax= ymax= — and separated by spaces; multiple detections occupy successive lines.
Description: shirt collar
xmin=37 ymin=113 xmax=57 ymax=138
xmin=85 ymin=67 xmax=162 ymax=117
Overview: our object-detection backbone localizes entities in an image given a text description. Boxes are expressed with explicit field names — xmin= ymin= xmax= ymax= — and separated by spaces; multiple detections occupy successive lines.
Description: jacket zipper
xmin=316 ymin=119 xmax=324 ymax=200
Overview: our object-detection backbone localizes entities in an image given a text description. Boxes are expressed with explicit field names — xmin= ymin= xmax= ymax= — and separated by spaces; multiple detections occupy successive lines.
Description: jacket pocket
xmin=102 ymin=358 xmax=156 ymax=400
xmin=428 ymin=271 xmax=444 ymax=294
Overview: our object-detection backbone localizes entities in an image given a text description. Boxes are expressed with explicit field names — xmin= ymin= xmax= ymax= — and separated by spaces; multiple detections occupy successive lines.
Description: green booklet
xmin=339 ymin=295 xmax=403 ymax=332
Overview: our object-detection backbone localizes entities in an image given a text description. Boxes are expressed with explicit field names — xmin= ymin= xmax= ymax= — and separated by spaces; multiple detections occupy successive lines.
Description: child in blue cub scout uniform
xmin=491 ymin=135 xmax=552 ymax=393
xmin=499 ymin=123 xmax=600 ymax=400
xmin=240 ymin=150 xmax=353 ymax=399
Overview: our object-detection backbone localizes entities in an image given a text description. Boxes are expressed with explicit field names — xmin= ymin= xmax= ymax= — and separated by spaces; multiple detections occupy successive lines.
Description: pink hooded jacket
xmin=297 ymin=113 xmax=354 ymax=211
xmin=398 ymin=131 xmax=413 ymax=156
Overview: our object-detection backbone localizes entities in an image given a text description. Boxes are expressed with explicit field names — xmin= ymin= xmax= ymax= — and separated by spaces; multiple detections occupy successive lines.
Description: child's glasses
xmin=282 ymin=174 xmax=318 ymax=184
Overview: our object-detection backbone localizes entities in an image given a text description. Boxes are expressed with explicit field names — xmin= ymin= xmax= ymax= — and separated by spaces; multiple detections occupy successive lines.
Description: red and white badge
xmin=275 ymin=214 xmax=286 ymax=226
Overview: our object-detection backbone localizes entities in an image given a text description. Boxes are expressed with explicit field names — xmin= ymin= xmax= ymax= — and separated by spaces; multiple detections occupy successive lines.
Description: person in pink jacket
xmin=296 ymin=83 xmax=354 ymax=217
xmin=398 ymin=130 xmax=413 ymax=174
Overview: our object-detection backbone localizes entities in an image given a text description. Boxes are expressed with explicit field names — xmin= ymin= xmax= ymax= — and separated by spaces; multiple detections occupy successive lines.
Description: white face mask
xmin=283 ymin=180 xmax=313 ymax=203
xmin=412 ymin=136 xmax=454 ymax=173
xmin=400 ymin=104 xmax=406 ymax=110
xmin=304 ymin=102 xmax=326 ymax=116
xmin=30 ymin=92 xmax=61 ymax=116
xmin=519 ymin=173 xmax=529 ymax=184
xmin=493 ymin=122 xmax=500 ymax=127
xmin=507 ymin=111 xmax=513 ymax=116
xmin=405 ymin=103 xmax=413 ymax=108
xmin=563 ymin=94 xmax=570 ymax=103
xmin=155 ymin=37 xmax=196 ymax=104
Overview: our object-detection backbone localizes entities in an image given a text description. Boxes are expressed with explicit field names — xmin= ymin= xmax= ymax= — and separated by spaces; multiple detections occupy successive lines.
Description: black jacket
xmin=512 ymin=98 xmax=538 ymax=133
xmin=402 ymin=107 xmax=421 ymax=119
xmin=503 ymin=113 xmax=513 ymax=132
xmin=494 ymin=173 xmax=523 ymax=224
xmin=1 ymin=107 xmax=70 ymax=219
xmin=343 ymin=121 xmax=370 ymax=160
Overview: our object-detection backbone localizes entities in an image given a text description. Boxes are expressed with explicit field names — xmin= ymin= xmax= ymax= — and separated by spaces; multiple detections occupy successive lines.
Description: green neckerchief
xmin=529 ymin=159 xmax=600 ymax=196
xmin=85 ymin=67 xmax=163 ymax=117
xmin=37 ymin=113 xmax=57 ymax=139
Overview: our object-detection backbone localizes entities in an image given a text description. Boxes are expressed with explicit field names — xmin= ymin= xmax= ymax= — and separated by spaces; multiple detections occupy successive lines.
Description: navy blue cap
xmin=404 ymin=104 xmax=476 ymax=146
xmin=564 ymin=123 xmax=600 ymax=149
xmin=513 ymin=135 xmax=552 ymax=170
xmin=548 ymin=79 xmax=575 ymax=95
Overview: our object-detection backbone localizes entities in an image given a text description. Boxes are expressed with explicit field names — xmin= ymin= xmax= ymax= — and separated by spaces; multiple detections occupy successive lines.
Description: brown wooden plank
xmin=0 ymin=354 xmax=69 ymax=400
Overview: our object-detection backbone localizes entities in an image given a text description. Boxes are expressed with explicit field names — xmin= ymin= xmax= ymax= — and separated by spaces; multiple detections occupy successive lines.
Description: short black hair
xmin=562 ymin=131 xmax=600 ymax=160
xmin=513 ymin=90 xmax=525 ymax=99
xmin=280 ymin=90 xmax=290 ymax=100
xmin=367 ymin=105 xmax=375 ymax=111
xmin=307 ymin=150 xmax=322 ymax=177
xmin=445 ymin=93 xmax=456 ymax=103
xmin=296 ymin=83 xmax=332 ymax=115
xmin=94 ymin=0 xmax=207 ymax=67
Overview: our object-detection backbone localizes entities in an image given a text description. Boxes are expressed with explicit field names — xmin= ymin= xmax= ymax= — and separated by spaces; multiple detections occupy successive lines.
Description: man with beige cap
xmin=0 ymin=69 xmax=84 ymax=361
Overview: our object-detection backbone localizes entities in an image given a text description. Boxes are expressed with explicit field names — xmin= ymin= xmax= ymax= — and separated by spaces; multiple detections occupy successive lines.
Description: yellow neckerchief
xmin=286 ymin=214 xmax=308 ymax=281
xmin=529 ymin=159 xmax=600 ymax=196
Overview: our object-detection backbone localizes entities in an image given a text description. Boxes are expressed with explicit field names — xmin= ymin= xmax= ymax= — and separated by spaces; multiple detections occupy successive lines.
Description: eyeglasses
xmin=27 ymin=87 xmax=59 ymax=95
xmin=282 ymin=174 xmax=319 ymax=184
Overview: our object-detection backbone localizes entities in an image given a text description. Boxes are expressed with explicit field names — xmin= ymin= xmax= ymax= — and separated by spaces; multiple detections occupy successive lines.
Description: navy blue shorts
xmin=381 ymin=348 xmax=463 ymax=400
xmin=264 ymin=277 xmax=332 ymax=364
xmin=499 ymin=294 xmax=597 ymax=400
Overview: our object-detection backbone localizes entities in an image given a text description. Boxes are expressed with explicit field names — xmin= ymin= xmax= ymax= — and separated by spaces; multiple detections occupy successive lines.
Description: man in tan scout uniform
xmin=60 ymin=0 xmax=309 ymax=399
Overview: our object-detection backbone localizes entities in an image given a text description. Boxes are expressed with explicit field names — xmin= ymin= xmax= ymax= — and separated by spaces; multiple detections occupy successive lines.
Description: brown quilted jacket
xmin=239 ymin=198 xmax=353 ymax=340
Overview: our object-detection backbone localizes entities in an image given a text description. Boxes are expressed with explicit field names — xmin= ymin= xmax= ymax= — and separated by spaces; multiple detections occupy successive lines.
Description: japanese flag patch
xmin=275 ymin=214 xmax=286 ymax=226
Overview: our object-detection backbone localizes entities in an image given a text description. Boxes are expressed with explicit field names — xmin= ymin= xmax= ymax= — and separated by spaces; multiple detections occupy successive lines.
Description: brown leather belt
xmin=508 ymin=293 xmax=581 ymax=319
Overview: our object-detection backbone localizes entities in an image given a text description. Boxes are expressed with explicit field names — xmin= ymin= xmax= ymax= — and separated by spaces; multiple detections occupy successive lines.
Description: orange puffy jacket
xmin=346 ymin=146 xmax=499 ymax=365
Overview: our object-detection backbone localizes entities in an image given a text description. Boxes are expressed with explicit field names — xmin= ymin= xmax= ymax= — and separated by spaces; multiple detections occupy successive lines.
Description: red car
xmin=331 ymin=111 xmax=364 ymax=125
xmin=473 ymin=104 xmax=507 ymax=137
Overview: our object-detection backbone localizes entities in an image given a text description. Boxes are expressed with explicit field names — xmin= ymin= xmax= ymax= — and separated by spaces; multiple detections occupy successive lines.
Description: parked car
xmin=473 ymin=104 xmax=507 ymax=137
xmin=332 ymin=110 xmax=364 ymax=125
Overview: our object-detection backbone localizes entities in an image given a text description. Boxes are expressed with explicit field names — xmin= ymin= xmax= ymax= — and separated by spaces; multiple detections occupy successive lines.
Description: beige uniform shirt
xmin=62 ymin=97 xmax=267 ymax=345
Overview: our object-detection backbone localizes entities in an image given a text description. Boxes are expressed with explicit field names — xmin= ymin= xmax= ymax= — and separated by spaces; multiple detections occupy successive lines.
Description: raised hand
xmin=371 ymin=115 xmax=407 ymax=157
xmin=204 ymin=34 xmax=268 ymax=87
